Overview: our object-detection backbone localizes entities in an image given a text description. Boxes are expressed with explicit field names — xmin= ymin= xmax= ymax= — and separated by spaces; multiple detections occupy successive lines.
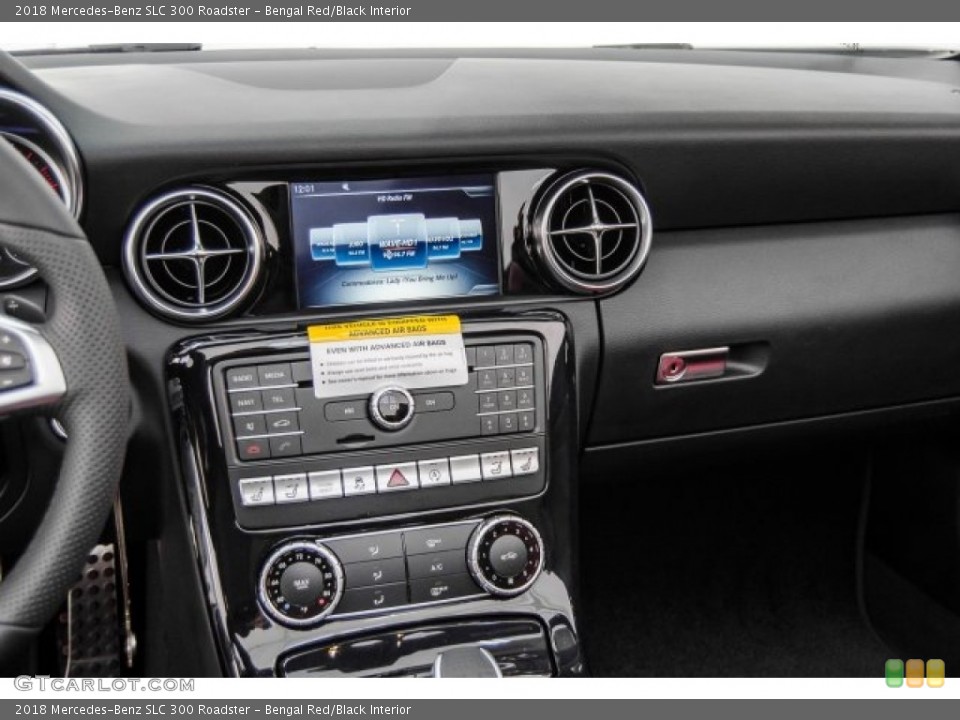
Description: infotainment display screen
xmin=290 ymin=175 xmax=500 ymax=308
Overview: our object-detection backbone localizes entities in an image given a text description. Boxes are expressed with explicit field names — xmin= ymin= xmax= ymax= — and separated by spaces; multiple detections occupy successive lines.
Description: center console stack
xmin=162 ymin=162 xmax=597 ymax=677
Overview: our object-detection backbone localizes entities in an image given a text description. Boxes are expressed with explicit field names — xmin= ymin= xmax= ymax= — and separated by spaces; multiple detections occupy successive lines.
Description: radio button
xmin=498 ymin=413 xmax=518 ymax=434
xmin=308 ymin=470 xmax=344 ymax=500
xmin=407 ymin=549 xmax=467 ymax=579
xmin=266 ymin=411 xmax=300 ymax=434
xmin=230 ymin=391 xmax=263 ymax=414
xmin=478 ymin=393 xmax=498 ymax=414
xmin=343 ymin=557 xmax=406 ymax=589
xmin=327 ymin=533 xmax=403 ymax=563
xmin=476 ymin=346 xmax=496 ymax=368
xmin=418 ymin=458 xmax=451 ymax=487
xmin=262 ymin=387 xmax=296 ymax=411
xmin=237 ymin=438 xmax=270 ymax=461
xmin=233 ymin=414 xmax=266 ymax=438
xmin=449 ymin=455 xmax=482 ymax=484
xmin=342 ymin=466 xmax=376 ymax=496
xmin=274 ymin=474 xmax=309 ymax=504
xmin=226 ymin=366 xmax=258 ymax=390
xmin=325 ymin=399 xmax=367 ymax=422
xmin=481 ymin=451 xmax=512 ymax=480
xmin=494 ymin=345 xmax=514 ymax=365
xmin=514 ymin=343 xmax=534 ymax=364
xmin=477 ymin=369 xmax=497 ymax=391
xmin=257 ymin=363 xmax=292 ymax=387
xmin=269 ymin=435 xmax=301 ymax=458
xmin=516 ymin=365 xmax=534 ymax=387
xmin=510 ymin=448 xmax=540 ymax=476
xmin=239 ymin=477 xmax=275 ymax=506
xmin=405 ymin=524 xmax=474 ymax=555
xmin=375 ymin=462 xmax=419 ymax=493
xmin=480 ymin=416 xmax=498 ymax=436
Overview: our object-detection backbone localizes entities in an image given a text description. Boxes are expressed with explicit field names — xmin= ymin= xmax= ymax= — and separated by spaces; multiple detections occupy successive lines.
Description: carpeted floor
xmin=579 ymin=445 xmax=891 ymax=677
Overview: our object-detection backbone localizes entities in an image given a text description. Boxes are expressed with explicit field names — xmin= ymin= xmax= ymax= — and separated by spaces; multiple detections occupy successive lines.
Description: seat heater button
xmin=418 ymin=458 xmax=451 ymax=487
xmin=375 ymin=462 xmax=419 ymax=492
xmin=308 ymin=470 xmax=344 ymax=500
xmin=449 ymin=455 xmax=482 ymax=484
xmin=511 ymin=448 xmax=540 ymax=476
xmin=342 ymin=466 xmax=376 ymax=496
xmin=239 ymin=477 xmax=275 ymax=506
xmin=274 ymin=473 xmax=309 ymax=504
xmin=481 ymin=451 xmax=512 ymax=480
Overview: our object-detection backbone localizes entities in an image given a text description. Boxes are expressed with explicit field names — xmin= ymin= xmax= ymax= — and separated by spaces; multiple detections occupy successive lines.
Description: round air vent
xmin=530 ymin=171 xmax=653 ymax=294
xmin=122 ymin=187 xmax=265 ymax=321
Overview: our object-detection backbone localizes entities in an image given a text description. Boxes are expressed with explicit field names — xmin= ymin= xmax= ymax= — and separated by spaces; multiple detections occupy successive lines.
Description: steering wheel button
xmin=0 ymin=351 xmax=25 ymax=370
xmin=0 ymin=367 xmax=32 ymax=390
xmin=239 ymin=478 xmax=275 ymax=506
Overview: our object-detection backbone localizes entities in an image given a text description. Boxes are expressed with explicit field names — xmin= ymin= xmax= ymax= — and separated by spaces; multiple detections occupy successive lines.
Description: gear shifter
xmin=432 ymin=647 xmax=502 ymax=678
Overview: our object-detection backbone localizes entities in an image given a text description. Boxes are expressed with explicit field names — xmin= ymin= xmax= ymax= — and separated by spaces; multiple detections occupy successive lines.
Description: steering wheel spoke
xmin=0 ymin=315 xmax=65 ymax=416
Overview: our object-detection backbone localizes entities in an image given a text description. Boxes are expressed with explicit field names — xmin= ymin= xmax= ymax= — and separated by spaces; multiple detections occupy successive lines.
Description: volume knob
xmin=259 ymin=541 xmax=344 ymax=628
xmin=468 ymin=515 xmax=544 ymax=598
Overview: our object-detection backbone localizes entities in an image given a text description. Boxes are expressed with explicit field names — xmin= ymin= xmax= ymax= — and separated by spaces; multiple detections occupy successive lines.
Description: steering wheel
xmin=0 ymin=138 xmax=129 ymax=669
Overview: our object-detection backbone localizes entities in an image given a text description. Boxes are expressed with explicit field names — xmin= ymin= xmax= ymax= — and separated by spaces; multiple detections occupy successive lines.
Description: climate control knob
xmin=468 ymin=515 xmax=544 ymax=598
xmin=259 ymin=541 xmax=344 ymax=627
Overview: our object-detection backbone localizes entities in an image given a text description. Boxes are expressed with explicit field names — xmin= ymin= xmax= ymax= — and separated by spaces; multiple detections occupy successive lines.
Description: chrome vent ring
xmin=122 ymin=187 xmax=264 ymax=322
xmin=532 ymin=171 xmax=653 ymax=293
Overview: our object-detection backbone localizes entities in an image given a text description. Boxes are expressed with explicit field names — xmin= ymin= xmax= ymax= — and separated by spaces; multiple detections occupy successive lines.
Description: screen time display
xmin=290 ymin=175 xmax=500 ymax=308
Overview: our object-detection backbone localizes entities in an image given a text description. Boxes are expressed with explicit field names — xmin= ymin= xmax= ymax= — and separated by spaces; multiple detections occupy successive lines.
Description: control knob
xmin=259 ymin=541 xmax=344 ymax=627
xmin=467 ymin=515 xmax=544 ymax=597
xmin=369 ymin=386 xmax=415 ymax=431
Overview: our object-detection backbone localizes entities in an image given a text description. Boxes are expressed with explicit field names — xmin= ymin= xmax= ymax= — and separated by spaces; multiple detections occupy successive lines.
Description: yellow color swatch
xmin=927 ymin=659 xmax=945 ymax=688
xmin=906 ymin=659 xmax=925 ymax=687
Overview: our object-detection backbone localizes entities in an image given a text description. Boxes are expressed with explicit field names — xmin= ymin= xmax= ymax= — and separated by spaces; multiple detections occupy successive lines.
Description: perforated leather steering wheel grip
xmin=0 ymin=138 xmax=129 ymax=668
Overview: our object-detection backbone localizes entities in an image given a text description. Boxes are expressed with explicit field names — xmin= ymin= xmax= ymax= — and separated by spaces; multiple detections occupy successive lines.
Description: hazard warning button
xmin=375 ymin=462 xmax=420 ymax=493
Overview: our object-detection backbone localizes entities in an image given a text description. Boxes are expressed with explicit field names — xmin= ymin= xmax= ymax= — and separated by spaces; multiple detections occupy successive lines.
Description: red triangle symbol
xmin=387 ymin=468 xmax=409 ymax=488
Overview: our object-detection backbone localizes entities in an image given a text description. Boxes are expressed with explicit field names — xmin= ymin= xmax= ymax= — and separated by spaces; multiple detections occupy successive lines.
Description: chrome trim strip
xmin=0 ymin=88 xmax=84 ymax=220
xmin=531 ymin=170 xmax=653 ymax=294
xmin=122 ymin=187 xmax=265 ymax=322
xmin=227 ymin=382 xmax=297 ymax=394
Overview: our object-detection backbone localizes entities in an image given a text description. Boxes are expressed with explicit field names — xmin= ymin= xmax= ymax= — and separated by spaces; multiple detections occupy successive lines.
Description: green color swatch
xmin=886 ymin=659 xmax=904 ymax=688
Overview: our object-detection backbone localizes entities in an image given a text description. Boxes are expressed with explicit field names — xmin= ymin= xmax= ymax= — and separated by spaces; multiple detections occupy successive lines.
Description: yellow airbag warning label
xmin=308 ymin=315 xmax=468 ymax=399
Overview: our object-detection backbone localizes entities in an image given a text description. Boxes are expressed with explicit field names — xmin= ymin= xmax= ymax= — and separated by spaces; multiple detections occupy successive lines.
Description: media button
xmin=257 ymin=363 xmax=292 ymax=387
xmin=342 ymin=466 xmax=376 ymax=496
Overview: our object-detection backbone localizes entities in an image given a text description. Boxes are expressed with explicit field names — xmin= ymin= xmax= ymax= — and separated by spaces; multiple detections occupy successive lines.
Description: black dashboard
xmin=3 ymin=46 xmax=960 ymax=677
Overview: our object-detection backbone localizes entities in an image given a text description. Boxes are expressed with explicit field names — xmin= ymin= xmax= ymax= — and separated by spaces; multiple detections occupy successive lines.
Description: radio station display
xmin=290 ymin=175 xmax=501 ymax=307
